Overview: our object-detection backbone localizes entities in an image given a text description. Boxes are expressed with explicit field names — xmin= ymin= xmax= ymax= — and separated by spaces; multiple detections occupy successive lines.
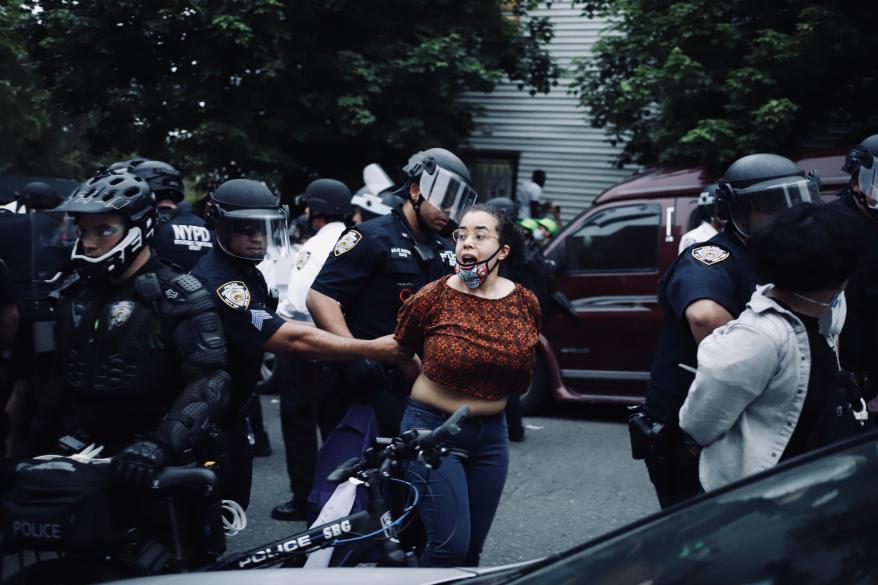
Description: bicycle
xmin=0 ymin=406 xmax=469 ymax=583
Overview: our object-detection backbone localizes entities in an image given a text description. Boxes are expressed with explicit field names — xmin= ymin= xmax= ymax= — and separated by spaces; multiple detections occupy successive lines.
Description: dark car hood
xmin=104 ymin=562 xmax=542 ymax=585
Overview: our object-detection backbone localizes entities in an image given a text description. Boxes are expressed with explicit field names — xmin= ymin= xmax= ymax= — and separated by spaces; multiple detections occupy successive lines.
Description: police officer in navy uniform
xmin=126 ymin=160 xmax=214 ymax=271
xmin=28 ymin=170 xmax=231 ymax=491
xmin=191 ymin=179 xmax=411 ymax=508
xmin=637 ymin=154 xmax=825 ymax=509
xmin=833 ymin=135 xmax=878 ymax=412
xmin=307 ymin=148 xmax=477 ymax=433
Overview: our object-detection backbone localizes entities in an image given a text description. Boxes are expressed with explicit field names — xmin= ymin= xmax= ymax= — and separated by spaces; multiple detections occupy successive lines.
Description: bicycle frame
xmin=208 ymin=475 xmax=414 ymax=570
xmin=211 ymin=510 xmax=375 ymax=570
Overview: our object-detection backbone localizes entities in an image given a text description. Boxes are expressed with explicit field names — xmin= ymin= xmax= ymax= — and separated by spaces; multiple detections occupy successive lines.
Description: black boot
xmin=271 ymin=499 xmax=308 ymax=521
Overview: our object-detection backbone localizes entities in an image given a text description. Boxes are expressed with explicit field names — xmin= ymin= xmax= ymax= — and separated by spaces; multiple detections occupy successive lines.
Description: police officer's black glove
xmin=112 ymin=440 xmax=167 ymax=486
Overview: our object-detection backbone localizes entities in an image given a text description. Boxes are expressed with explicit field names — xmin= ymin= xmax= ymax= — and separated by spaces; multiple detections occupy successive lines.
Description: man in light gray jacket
xmin=680 ymin=203 xmax=866 ymax=491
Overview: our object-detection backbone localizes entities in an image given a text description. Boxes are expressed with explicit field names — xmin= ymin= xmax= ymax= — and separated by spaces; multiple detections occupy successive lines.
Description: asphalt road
xmin=230 ymin=396 xmax=659 ymax=566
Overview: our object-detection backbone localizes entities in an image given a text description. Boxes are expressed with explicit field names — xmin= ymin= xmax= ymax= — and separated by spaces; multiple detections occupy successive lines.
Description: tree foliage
xmin=7 ymin=0 xmax=558 ymax=190
xmin=0 ymin=5 xmax=49 ymax=174
xmin=572 ymin=0 xmax=878 ymax=172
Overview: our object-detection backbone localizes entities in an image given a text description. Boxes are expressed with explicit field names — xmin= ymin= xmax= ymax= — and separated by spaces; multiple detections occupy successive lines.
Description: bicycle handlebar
xmin=416 ymin=404 xmax=468 ymax=450
xmin=153 ymin=466 xmax=218 ymax=490
xmin=328 ymin=405 xmax=469 ymax=484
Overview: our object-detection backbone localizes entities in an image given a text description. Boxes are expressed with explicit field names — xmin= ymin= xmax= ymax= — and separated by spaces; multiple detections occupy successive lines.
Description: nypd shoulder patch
xmin=217 ymin=280 xmax=251 ymax=310
xmin=334 ymin=230 xmax=363 ymax=256
xmin=691 ymin=245 xmax=730 ymax=266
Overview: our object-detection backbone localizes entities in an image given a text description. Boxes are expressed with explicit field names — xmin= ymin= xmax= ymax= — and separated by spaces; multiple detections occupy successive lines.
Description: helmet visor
xmin=735 ymin=178 xmax=822 ymax=214
xmin=216 ymin=209 xmax=290 ymax=261
xmin=419 ymin=166 xmax=478 ymax=224
xmin=858 ymin=160 xmax=878 ymax=206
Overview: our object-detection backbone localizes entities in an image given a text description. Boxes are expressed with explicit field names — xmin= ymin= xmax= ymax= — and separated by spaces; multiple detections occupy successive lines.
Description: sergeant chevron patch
xmin=250 ymin=309 xmax=273 ymax=331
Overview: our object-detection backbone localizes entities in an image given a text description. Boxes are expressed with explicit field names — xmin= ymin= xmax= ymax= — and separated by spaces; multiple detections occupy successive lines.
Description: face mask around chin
xmin=455 ymin=246 xmax=502 ymax=289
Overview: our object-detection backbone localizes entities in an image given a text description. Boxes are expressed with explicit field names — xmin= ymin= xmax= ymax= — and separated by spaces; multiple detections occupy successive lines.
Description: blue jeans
xmin=400 ymin=398 xmax=509 ymax=567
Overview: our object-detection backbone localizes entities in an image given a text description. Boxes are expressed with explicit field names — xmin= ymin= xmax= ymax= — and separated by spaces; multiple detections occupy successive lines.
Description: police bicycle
xmin=0 ymin=406 xmax=469 ymax=583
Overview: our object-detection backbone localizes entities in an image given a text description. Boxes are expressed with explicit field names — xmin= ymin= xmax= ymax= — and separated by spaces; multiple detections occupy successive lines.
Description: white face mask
xmin=793 ymin=290 xmax=842 ymax=309
xmin=532 ymin=229 xmax=545 ymax=242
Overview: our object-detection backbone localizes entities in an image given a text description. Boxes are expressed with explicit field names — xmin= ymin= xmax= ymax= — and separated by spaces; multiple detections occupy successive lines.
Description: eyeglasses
xmin=451 ymin=229 xmax=499 ymax=244
xmin=75 ymin=224 xmax=125 ymax=240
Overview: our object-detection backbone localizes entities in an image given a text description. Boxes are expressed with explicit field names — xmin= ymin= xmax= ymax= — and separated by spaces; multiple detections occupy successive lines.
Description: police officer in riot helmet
xmin=304 ymin=178 xmax=354 ymax=229
xmin=485 ymin=197 xmax=519 ymax=222
xmin=678 ymin=184 xmax=726 ymax=254
xmin=191 ymin=179 xmax=411 ymax=508
xmin=29 ymin=169 xmax=231 ymax=490
xmin=15 ymin=182 xmax=64 ymax=212
xmin=351 ymin=189 xmax=395 ymax=224
xmin=272 ymin=178 xmax=357 ymax=520
xmin=833 ymin=134 xmax=878 ymax=409
xmin=307 ymin=147 xmax=474 ymax=435
xmin=637 ymin=153 xmax=827 ymax=509
xmin=840 ymin=134 xmax=878 ymax=219
xmin=403 ymin=148 xmax=477 ymax=238
xmin=118 ymin=159 xmax=214 ymax=272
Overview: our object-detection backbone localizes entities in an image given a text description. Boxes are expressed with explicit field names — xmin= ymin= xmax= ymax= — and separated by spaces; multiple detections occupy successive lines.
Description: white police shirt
xmin=277 ymin=221 xmax=346 ymax=320
xmin=678 ymin=221 xmax=719 ymax=255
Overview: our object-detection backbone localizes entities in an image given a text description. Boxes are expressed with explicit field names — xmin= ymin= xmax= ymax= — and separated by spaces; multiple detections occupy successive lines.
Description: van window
xmin=566 ymin=203 xmax=661 ymax=271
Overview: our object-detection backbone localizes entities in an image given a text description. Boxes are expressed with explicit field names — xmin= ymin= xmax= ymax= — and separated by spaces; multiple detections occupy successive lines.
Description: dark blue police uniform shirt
xmin=310 ymin=210 xmax=456 ymax=339
xmin=645 ymin=229 xmax=759 ymax=421
xmin=191 ymin=248 xmax=282 ymax=413
xmin=832 ymin=191 xmax=878 ymax=397
xmin=153 ymin=206 xmax=214 ymax=272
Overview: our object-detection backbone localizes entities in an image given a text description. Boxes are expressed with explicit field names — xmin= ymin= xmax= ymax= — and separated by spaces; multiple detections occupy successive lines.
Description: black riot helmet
xmin=841 ymin=134 xmax=878 ymax=219
xmin=16 ymin=181 xmax=62 ymax=211
xmin=716 ymin=154 xmax=822 ymax=241
xmin=128 ymin=160 xmax=185 ymax=203
xmin=486 ymin=196 xmax=519 ymax=222
xmin=303 ymin=178 xmax=353 ymax=222
xmin=402 ymin=147 xmax=477 ymax=235
xmin=54 ymin=169 xmax=156 ymax=278
xmin=208 ymin=179 xmax=290 ymax=262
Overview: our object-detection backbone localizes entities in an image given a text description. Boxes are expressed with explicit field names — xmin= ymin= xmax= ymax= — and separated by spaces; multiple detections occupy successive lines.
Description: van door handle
xmin=665 ymin=206 xmax=675 ymax=242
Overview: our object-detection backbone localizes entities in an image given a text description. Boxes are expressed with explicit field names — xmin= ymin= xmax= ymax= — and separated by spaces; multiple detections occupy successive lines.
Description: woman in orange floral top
xmin=394 ymin=204 xmax=541 ymax=567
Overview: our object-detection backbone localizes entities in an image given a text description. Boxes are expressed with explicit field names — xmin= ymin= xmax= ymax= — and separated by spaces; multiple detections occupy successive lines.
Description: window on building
xmin=465 ymin=152 xmax=519 ymax=202
xmin=565 ymin=203 xmax=662 ymax=271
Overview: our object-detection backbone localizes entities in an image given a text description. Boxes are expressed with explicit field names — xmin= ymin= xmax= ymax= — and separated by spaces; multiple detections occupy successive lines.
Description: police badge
xmin=108 ymin=301 xmax=135 ymax=330
xmin=691 ymin=245 xmax=730 ymax=266
xmin=217 ymin=281 xmax=251 ymax=310
xmin=333 ymin=230 xmax=362 ymax=256
xmin=295 ymin=250 xmax=312 ymax=270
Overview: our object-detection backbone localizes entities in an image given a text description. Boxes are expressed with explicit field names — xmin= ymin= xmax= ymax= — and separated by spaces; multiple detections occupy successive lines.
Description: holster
xmin=627 ymin=405 xmax=667 ymax=460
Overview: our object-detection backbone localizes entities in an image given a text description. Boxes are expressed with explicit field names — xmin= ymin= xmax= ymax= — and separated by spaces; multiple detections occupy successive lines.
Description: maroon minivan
xmin=520 ymin=154 xmax=849 ymax=414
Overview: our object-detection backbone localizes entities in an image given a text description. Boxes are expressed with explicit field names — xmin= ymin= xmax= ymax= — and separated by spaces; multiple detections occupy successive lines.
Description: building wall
xmin=460 ymin=5 xmax=634 ymax=223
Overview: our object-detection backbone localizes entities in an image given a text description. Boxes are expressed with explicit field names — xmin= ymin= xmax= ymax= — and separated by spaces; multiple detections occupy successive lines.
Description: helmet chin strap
xmin=411 ymin=194 xmax=433 ymax=236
